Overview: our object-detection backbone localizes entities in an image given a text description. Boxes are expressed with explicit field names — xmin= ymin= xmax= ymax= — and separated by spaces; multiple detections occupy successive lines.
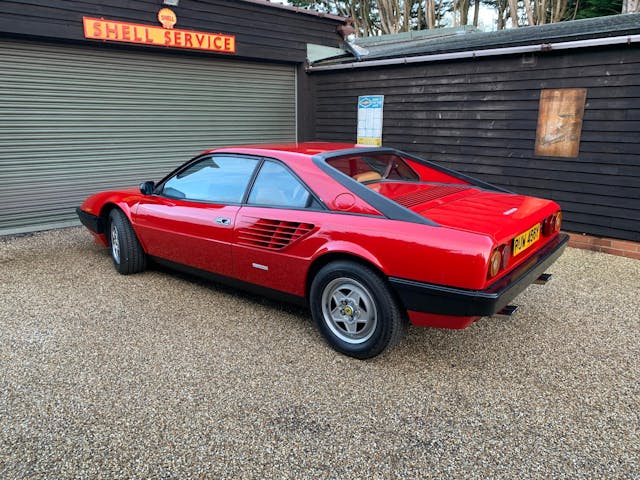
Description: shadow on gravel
xmin=150 ymin=261 xmax=310 ymax=319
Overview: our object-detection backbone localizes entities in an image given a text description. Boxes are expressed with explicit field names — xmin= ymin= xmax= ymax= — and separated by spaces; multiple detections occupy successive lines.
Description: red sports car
xmin=77 ymin=143 xmax=568 ymax=358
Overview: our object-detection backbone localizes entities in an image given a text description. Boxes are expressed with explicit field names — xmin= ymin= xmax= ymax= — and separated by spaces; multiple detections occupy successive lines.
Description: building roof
xmin=318 ymin=13 xmax=640 ymax=64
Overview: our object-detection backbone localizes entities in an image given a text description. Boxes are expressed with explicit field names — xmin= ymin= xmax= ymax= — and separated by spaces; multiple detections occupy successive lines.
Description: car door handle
xmin=215 ymin=217 xmax=231 ymax=226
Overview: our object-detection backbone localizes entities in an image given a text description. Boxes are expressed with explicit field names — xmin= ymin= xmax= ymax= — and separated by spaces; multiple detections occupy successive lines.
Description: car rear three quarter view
xmin=77 ymin=143 xmax=568 ymax=359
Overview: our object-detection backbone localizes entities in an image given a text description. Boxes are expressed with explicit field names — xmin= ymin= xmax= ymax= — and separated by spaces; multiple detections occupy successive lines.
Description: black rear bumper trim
xmin=389 ymin=233 xmax=569 ymax=317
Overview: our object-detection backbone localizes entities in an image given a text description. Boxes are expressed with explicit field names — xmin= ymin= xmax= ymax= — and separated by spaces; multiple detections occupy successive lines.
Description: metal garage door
xmin=0 ymin=39 xmax=297 ymax=235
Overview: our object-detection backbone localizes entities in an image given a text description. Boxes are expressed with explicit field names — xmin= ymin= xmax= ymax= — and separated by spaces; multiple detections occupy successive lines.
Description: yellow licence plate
xmin=513 ymin=223 xmax=541 ymax=256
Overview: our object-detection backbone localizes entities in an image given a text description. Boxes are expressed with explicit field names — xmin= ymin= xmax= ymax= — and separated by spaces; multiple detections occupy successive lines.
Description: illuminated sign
xmin=83 ymin=16 xmax=236 ymax=54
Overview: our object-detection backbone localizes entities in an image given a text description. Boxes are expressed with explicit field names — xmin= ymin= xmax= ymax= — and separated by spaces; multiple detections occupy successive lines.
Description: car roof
xmin=203 ymin=142 xmax=360 ymax=157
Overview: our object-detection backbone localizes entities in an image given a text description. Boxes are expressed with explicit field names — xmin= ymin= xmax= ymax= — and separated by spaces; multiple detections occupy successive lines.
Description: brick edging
xmin=565 ymin=231 xmax=640 ymax=260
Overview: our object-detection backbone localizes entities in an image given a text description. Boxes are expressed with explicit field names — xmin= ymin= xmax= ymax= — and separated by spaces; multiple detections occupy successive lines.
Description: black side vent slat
xmin=237 ymin=218 xmax=314 ymax=250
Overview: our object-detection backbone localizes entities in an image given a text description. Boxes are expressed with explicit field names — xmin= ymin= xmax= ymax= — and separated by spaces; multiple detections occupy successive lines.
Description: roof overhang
xmin=308 ymin=33 xmax=640 ymax=72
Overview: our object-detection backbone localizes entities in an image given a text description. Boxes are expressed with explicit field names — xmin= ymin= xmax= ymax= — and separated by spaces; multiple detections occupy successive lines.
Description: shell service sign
xmin=83 ymin=8 xmax=236 ymax=54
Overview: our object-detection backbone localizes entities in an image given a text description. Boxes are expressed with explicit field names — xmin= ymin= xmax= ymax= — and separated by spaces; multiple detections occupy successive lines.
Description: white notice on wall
xmin=357 ymin=95 xmax=384 ymax=146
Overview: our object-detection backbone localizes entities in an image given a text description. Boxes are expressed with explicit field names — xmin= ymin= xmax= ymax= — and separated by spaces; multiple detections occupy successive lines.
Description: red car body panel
xmin=78 ymin=143 xmax=568 ymax=330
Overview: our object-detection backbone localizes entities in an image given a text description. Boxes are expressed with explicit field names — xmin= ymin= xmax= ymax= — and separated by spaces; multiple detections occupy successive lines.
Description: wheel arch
xmin=305 ymin=249 xmax=387 ymax=301
xmin=99 ymin=202 xmax=146 ymax=251
xmin=99 ymin=201 xmax=133 ymax=224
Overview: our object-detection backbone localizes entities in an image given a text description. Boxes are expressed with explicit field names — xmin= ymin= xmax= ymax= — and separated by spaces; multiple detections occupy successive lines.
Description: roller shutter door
xmin=0 ymin=39 xmax=297 ymax=235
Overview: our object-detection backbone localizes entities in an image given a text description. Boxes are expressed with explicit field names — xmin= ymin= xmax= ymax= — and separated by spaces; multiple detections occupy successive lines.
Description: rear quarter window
xmin=327 ymin=153 xmax=419 ymax=182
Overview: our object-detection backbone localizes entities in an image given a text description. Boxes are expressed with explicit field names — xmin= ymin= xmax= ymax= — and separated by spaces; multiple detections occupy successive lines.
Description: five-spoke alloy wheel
xmin=321 ymin=277 xmax=378 ymax=344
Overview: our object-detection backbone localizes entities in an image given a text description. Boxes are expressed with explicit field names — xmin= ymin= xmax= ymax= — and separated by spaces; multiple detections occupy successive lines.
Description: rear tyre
xmin=107 ymin=209 xmax=146 ymax=275
xmin=310 ymin=261 xmax=406 ymax=359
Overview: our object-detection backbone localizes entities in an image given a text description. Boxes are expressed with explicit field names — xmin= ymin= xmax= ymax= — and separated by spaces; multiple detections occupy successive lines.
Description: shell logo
xmin=158 ymin=8 xmax=177 ymax=29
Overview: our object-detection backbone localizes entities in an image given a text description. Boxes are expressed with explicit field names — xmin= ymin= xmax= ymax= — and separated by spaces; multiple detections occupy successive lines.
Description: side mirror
xmin=139 ymin=181 xmax=155 ymax=195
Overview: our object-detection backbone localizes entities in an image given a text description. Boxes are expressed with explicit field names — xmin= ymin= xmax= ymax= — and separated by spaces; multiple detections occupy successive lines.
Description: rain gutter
xmin=307 ymin=34 xmax=640 ymax=72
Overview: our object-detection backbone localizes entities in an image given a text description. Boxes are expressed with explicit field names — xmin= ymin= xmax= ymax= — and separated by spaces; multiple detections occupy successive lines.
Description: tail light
xmin=489 ymin=249 xmax=501 ymax=278
xmin=553 ymin=212 xmax=562 ymax=232
xmin=488 ymin=243 xmax=512 ymax=280
xmin=501 ymin=243 xmax=512 ymax=269
xmin=542 ymin=211 xmax=562 ymax=236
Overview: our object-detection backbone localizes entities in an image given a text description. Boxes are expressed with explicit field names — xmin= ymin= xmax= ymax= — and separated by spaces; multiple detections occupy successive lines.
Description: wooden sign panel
xmin=535 ymin=88 xmax=587 ymax=158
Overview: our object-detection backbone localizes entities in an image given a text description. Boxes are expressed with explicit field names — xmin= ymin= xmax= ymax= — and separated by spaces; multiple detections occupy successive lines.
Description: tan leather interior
xmin=353 ymin=171 xmax=382 ymax=183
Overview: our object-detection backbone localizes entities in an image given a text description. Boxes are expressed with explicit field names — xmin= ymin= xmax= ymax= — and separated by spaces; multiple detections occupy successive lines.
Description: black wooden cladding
xmin=310 ymin=46 xmax=640 ymax=242
xmin=0 ymin=0 xmax=343 ymax=62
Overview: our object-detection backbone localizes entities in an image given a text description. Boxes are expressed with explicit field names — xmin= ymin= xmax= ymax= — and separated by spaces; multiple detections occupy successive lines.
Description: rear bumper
xmin=390 ymin=233 xmax=569 ymax=318
xmin=76 ymin=208 xmax=104 ymax=234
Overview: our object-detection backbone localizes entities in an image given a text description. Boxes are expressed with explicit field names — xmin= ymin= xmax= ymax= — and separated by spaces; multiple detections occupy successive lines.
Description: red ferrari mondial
xmin=77 ymin=143 xmax=568 ymax=358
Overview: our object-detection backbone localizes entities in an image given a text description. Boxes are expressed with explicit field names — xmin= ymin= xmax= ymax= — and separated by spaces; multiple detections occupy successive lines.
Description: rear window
xmin=327 ymin=153 xmax=419 ymax=182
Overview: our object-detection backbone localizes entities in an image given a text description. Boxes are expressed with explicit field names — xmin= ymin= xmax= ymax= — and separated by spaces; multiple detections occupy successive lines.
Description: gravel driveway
xmin=1 ymin=227 xmax=638 ymax=479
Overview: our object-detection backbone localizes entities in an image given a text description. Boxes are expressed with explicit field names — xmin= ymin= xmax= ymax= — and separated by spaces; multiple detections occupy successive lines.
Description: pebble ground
xmin=1 ymin=227 xmax=638 ymax=479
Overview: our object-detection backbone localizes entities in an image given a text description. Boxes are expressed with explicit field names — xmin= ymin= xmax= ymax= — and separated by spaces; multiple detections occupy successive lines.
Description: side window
xmin=247 ymin=161 xmax=314 ymax=209
xmin=162 ymin=155 xmax=259 ymax=203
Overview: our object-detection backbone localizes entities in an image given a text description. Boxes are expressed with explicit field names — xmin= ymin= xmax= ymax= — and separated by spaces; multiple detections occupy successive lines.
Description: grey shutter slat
xmin=0 ymin=39 xmax=296 ymax=235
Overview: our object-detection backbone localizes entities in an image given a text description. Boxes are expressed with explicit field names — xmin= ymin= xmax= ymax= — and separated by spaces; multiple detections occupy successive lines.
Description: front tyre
xmin=310 ymin=261 xmax=406 ymax=359
xmin=107 ymin=209 xmax=146 ymax=275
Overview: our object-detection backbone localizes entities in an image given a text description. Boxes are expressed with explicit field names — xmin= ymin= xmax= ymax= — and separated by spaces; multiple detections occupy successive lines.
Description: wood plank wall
xmin=311 ymin=46 xmax=640 ymax=242
xmin=0 ymin=0 xmax=343 ymax=63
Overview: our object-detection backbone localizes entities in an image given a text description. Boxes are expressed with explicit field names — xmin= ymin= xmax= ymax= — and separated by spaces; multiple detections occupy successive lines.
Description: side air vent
xmin=393 ymin=185 xmax=468 ymax=208
xmin=237 ymin=218 xmax=315 ymax=250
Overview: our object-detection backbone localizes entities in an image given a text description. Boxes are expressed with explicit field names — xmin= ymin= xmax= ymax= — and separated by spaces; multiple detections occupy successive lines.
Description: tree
xmin=508 ymin=0 xmax=520 ymax=26
xmin=290 ymin=0 xmax=446 ymax=34
xmin=566 ymin=0 xmax=623 ymax=19
xmin=289 ymin=0 xmax=379 ymax=35
xmin=379 ymin=0 xmax=402 ymax=33
xmin=290 ymin=0 xmax=632 ymax=35
xmin=424 ymin=0 xmax=437 ymax=28
xmin=472 ymin=0 xmax=481 ymax=26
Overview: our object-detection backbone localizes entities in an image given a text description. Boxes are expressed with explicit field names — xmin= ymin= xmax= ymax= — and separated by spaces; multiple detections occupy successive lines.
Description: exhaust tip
xmin=535 ymin=273 xmax=553 ymax=285
xmin=494 ymin=305 xmax=519 ymax=317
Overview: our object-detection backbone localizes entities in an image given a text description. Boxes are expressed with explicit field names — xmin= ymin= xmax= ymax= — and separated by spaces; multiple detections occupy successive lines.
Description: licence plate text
xmin=513 ymin=223 xmax=541 ymax=256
